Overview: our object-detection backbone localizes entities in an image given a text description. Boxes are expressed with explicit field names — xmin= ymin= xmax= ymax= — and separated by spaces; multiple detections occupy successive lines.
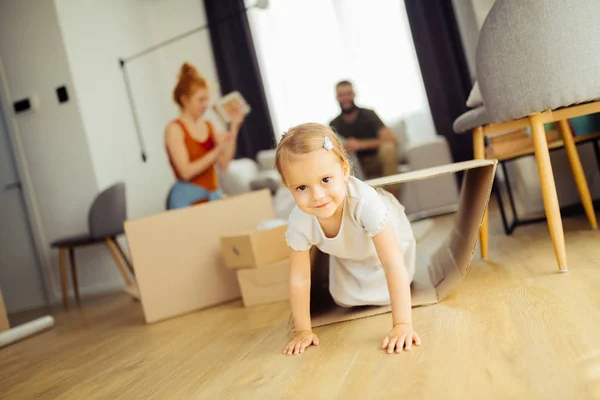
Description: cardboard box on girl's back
xmin=290 ymin=159 xmax=497 ymax=330
xmin=124 ymin=159 xmax=496 ymax=328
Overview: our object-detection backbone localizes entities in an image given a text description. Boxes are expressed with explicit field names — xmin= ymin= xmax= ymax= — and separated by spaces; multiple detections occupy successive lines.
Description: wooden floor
xmin=2 ymin=206 xmax=600 ymax=399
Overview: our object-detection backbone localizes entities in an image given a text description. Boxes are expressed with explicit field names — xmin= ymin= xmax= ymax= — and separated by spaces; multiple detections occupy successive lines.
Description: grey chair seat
xmin=51 ymin=233 xmax=104 ymax=248
xmin=453 ymin=106 xmax=492 ymax=133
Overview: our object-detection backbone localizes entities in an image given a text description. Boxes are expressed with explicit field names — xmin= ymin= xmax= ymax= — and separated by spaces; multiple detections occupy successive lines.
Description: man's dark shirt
xmin=329 ymin=107 xmax=384 ymax=158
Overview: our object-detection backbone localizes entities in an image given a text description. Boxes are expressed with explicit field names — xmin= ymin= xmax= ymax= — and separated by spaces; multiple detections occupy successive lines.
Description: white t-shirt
xmin=285 ymin=176 xmax=416 ymax=307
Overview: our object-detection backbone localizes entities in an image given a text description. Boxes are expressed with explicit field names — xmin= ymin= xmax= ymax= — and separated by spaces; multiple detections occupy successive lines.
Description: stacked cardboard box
xmin=220 ymin=225 xmax=291 ymax=307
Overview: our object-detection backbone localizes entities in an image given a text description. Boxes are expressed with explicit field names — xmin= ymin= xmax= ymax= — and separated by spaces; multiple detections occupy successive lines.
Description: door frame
xmin=0 ymin=53 xmax=57 ymax=306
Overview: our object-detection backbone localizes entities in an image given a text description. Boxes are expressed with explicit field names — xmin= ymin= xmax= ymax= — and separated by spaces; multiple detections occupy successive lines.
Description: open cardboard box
xmin=291 ymin=159 xmax=497 ymax=330
xmin=124 ymin=189 xmax=275 ymax=324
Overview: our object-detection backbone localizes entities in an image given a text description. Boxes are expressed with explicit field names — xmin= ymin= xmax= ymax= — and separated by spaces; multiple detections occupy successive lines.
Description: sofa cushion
xmin=217 ymin=158 xmax=259 ymax=195
xmin=256 ymin=149 xmax=277 ymax=170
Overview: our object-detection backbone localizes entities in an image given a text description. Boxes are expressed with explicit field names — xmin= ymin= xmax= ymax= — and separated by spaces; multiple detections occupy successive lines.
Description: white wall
xmin=248 ymin=0 xmax=437 ymax=145
xmin=452 ymin=0 xmax=480 ymax=82
xmin=0 ymin=0 xmax=123 ymax=306
xmin=142 ymin=0 xmax=224 ymax=130
xmin=50 ymin=0 xmax=221 ymax=296
xmin=471 ymin=0 xmax=496 ymax=29
xmin=0 ymin=0 xmax=222 ymax=306
xmin=55 ymin=0 xmax=167 ymax=220
xmin=55 ymin=0 xmax=223 ymax=220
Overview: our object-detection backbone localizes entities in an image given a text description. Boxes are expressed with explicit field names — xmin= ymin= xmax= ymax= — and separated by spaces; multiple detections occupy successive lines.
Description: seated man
xmin=329 ymin=80 xmax=399 ymax=184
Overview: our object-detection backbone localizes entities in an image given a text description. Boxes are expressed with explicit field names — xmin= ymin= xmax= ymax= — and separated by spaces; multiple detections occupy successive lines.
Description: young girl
xmin=275 ymin=123 xmax=421 ymax=356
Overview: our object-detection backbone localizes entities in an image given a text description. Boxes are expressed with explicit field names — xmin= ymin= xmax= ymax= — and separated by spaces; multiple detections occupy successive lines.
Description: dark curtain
xmin=203 ymin=0 xmax=276 ymax=160
xmin=404 ymin=0 xmax=473 ymax=166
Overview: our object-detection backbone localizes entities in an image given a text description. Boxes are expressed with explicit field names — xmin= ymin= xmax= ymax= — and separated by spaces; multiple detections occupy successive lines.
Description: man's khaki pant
xmin=358 ymin=142 xmax=400 ymax=197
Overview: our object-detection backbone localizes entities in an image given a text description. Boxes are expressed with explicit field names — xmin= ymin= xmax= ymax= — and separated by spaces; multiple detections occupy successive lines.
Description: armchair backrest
xmin=476 ymin=0 xmax=600 ymax=122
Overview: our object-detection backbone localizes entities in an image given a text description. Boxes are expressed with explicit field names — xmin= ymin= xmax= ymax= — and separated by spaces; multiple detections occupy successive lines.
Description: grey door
xmin=0 ymin=97 xmax=47 ymax=313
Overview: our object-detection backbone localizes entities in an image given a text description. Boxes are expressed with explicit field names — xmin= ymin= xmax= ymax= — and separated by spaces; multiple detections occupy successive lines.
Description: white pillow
xmin=466 ymin=81 xmax=483 ymax=108
xmin=217 ymin=158 xmax=258 ymax=195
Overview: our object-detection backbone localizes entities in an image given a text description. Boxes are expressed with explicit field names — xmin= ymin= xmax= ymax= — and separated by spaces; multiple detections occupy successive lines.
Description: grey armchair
xmin=51 ymin=182 xmax=134 ymax=308
xmin=453 ymin=0 xmax=600 ymax=272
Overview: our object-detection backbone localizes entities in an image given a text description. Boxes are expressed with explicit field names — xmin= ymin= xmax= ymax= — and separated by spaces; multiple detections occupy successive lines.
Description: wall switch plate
xmin=56 ymin=86 xmax=69 ymax=103
xmin=13 ymin=95 xmax=39 ymax=115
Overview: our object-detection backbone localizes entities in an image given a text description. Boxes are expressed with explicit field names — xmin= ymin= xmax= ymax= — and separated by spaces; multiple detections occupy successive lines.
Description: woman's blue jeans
xmin=167 ymin=180 xmax=223 ymax=210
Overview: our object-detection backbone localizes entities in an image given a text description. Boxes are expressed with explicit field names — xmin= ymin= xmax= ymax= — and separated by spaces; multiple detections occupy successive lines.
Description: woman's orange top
xmin=168 ymin=119 xmax=219 ymax=192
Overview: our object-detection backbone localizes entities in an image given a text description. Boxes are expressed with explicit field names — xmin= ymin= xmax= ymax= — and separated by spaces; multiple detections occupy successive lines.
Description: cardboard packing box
xmin=237 ymin=259 xmax=290 ymax=307
xmin=221 ymin=225 xmax=290 ymax=269
xmin=289 ymin=159 xmax=497 ymax=331
xmin=0 ymin=284 xmax=9 ymax=332
xmin=220 ymin=225 xmax=291 ymax=307
xmin=124 ymin=189 xmax=276 ymax=324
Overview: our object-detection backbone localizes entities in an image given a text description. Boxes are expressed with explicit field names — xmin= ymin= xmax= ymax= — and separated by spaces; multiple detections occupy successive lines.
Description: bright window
xmin=247 ymin=0 xmax=436 ymax=144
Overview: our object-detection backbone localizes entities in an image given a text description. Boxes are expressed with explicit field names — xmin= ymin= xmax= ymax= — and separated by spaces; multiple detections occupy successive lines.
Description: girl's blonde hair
xmin=275 ymin=122 xmax=352 ymax=184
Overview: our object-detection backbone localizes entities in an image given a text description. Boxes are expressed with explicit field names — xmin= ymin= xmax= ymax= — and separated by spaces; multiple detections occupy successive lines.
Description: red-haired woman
xmin=165 ymin=62 xmax=244 ymax=209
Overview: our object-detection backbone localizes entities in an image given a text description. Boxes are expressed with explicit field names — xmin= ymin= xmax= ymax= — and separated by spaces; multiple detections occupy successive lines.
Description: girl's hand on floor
xmin=382 ymin=324 xmax=421 ymax=354
xmin=283 ymin=330 xmax=319 ymax=355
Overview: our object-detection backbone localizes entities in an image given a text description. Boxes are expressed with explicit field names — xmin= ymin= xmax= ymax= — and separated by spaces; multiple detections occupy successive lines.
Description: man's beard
xmin=340 ymin=101 xmax=357 ymax=114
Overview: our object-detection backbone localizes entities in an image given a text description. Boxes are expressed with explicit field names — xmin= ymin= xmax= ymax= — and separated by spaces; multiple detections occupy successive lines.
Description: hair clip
xmin=323 ymin=136 xmax=334 ymax=150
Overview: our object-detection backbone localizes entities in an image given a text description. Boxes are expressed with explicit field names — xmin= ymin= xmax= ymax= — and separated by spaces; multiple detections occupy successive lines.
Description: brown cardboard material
xmin=291 ymin=159 xmax=497 ymax=330
xmin=237 ymin=260 xmax=290 ymax=307
xmin=124 ymin=189 xmax=275 ymax=324
xmin=221 ymin=225 xmax=290 ymax=269
xmin=0 ymin=284 xmax=9 ymax=332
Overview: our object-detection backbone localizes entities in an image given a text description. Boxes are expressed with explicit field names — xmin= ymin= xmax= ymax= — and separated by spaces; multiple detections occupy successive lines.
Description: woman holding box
xmin=165 ymin=62 xmax=245 ymax=209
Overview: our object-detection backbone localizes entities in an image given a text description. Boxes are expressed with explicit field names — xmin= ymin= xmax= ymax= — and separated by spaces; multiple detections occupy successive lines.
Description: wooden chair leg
xmin=473 ymin=126 xmax=489 ymax=260
xmin=106 ymin=238 xmax=132 ymax=285
xmin=69 ymin=248 xmax=81 ymax=306
xmin=112 ymin=237 xmax=135 ymax=276
xmin=557 ymin=119 xmax=598 ymax=230
xmin=59 ymin=248 xmax=69 ymax=309
xmin=530 ymin=113 xmax=568 ymax=272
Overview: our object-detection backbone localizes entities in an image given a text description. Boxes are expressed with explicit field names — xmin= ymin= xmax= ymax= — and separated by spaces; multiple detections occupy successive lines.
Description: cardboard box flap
xmin=365 ymin=159 xmax=495 ymax=186
xmin=433 ymin=164 xmax=497 ymax=300
xmin=290 ymin=160 xmax=497 ymax=331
